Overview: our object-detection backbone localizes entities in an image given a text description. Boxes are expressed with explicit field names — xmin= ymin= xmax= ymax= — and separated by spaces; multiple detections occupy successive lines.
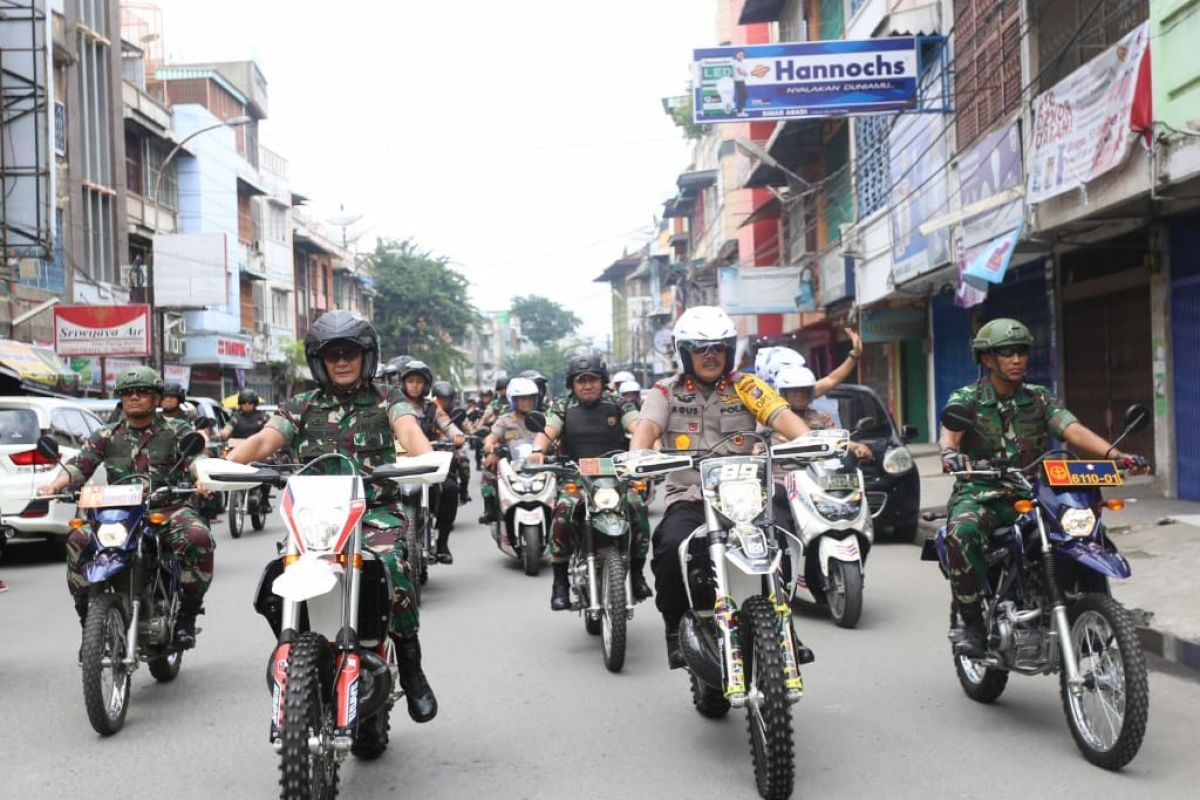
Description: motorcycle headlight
xmin=718 ymin=480 xmax=764 ymax=524
xmin=882 ymin=446 xmax=914 ymax=474
xmin=1060 ymin=508 xmax=1097 ymax=538
xmin=96 ymin=522 xmax=130 ymax=548
xmin=527 ymin=476 xmax=547 ymax=493
xmin=593 ymin=487 xmax=620 ymax=510
xmin=294 ymin=505 xmax=348 ymax=551
xmin=811 ymin=494 xmax=861 ymax=522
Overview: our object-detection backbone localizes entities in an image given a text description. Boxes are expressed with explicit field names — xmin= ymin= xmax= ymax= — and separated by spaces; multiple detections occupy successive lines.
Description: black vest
xmin=231 ymin=411 xmax=265 ymax=439
xmin=560 ymin=401 xmax=626 ymax=459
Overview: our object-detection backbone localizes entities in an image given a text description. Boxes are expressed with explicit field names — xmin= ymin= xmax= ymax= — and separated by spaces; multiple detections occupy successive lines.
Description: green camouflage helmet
xmin=972 ymin=318 xmax=1033 ymax=358
xmin=113 ymin=365 xmax=164 ymax=394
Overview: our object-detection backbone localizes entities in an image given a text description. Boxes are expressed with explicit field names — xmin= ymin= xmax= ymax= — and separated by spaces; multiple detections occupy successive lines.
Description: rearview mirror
xmin=524 ymin=410 xmax=547 ymax=434
xmin=940 ymin=404 xmax=975 ymax=434
xmin=448 ymin=407 xmax=467 ymax=427
xmin=36 ymin=434 xmax=60 ymax=462
xmin=179 ymin=431 xmax=206 ymax=458
xmin=1122 ymin=404 xmax=1150 ymax=437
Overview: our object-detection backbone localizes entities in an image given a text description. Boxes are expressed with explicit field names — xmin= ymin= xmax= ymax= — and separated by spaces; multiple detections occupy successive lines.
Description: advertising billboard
xmin=53 ymin=305 xmax=151 ymax=357
xmin=692 ymin=38 xmax=921 ymax=123
xmin=153 ymin=233 xmax=230 ymax=308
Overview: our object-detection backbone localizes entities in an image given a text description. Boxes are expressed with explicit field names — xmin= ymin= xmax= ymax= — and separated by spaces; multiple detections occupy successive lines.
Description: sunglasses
xmin=689 ymin=343 xmax=727 ymax=356
xmin=321 ymin=347 xmax=363 ymax=364
xmin=119 ymin=387 xmax=155 ymax=398
xmin=992 ymin=345 xmax=1030 ymax=358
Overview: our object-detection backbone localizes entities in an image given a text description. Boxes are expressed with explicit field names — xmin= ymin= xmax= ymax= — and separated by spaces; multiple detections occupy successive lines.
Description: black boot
xmin=174 ymin=597 xmax=204 ymax=650
xmin=74 ymin=602 xmax=88 ymax=629
xmin=435 ymin=532 xmax=454 ymax=565
xmin=630 ymin=560 xmax=653 ymax=602
xmin=664 ymin=613 xmax=685 ymax=670
xmin=550 ymin=562 xmax=571 ymax=611
xmin=955 ymin=602 xmax=987 ymax=659
xmin=478 ymin=495 xmax=498 ymax=525
xmin=395 ymin=634 xmax=438 ymax=723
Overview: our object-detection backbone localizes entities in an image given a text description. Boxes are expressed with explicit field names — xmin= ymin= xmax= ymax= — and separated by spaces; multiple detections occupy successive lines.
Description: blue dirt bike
xmin=921 ymin=403 xmax=1151 ymax=770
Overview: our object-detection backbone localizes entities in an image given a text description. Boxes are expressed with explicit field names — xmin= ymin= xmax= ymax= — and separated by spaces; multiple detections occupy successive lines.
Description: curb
xmin=913 ymin=511 xmax=1200 ymax=675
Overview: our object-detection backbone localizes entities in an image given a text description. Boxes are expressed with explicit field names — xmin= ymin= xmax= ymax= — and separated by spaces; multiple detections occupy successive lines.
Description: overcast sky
xmin=148 ymin=0 xmax=716 ymax=341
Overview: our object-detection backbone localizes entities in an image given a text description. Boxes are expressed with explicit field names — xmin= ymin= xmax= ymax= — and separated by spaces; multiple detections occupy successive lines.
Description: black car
xmin=811 ymin=384 xmax=921 ymax=541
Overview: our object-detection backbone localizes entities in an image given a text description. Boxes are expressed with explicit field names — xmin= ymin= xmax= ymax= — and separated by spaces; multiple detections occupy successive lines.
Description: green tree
xmin=510 ymin=295 xmax=581 ymax=347
xmin=503 ymin=343 xmax=574 ymax=399
xmin=371 ymin=238 xmax=480 ymax=379
xmin=669 ymin=84 xmax=709 ymax=142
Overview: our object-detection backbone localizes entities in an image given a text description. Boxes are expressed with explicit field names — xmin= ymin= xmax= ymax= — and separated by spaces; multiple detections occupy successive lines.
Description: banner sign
xmin=861 ymin=305 xmax=926 ymax=343
xmin=958 ymin=120 xmax=1024 ymax=249
xmin=718 ymin=266 xmax=802 ymax=314
xmin=962 ymin=224 xmax=1023 ymax=290
xmin=692 ymin=38 xmax=921 ymax=123
xmin=54 ymin=305 xmax=150 ymax=357
xmin=1027 ymin=22 xmax=1151 ymax=205
xmin=890 ymin=112 xmax=951 ymax=284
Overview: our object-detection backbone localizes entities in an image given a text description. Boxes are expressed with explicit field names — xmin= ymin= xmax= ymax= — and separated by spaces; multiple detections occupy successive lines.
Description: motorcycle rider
xmin=401 ymin=366 xmax=465 ymax=565
xmin=772 ymin=365 xmax=873 ymax=462
xmin=519 ymin=369 xmax=550 ymax=411
xmin=226 ymin=311 xmax=438 ymax=724
xmin=480 ymin=374 xmax=509 ymax=426
xmin=220 ymin=389 xmax=267 ymax=441
xmin=940 ymin=318 xmax=1147 ymax=658
xmin=609 ymin=369 xmax=636 ymax=394
xmin=618 ymin=379 xmax=642 ymax=410
xmin=478 ymin=376 xmax=540 ymax=530
xmin=160 ymin=383 xmax=196 ymax=422
xmin=432 ymin=380 xmax=472 ymax=510
xmin=40 ymin=366 xmax=215 ymax=649
xmin=528 ymin=354 xmax=653 ymax=609
xmin=628 ymin=306 xmax=813 ymax=671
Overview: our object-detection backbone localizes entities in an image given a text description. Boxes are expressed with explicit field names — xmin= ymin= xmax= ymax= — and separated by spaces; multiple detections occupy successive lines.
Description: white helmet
xmin=774 ymin=365 xmax=816 ymax=391
xmin=609 ymin=371 xmax=638 ymax=388
xmin=507 ymin=376 xmax=539 ymax=410
xmin=756 ymin=346 xmax=806 ymax=389
xmin=673 ymin=306 xmax=737 ymax=376
xmin=618 ymin=379 xmax=641 ymax=394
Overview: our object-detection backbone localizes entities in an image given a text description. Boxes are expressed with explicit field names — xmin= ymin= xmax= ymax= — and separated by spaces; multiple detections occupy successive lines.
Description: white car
xmin=0 ymin=397 xmax=106 ymax=554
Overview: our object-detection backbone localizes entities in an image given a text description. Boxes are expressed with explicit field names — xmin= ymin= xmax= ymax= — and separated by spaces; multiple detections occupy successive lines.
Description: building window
xmin=268 ymin=203 xmax=287 ymax=242
xmin=854 ymin=115 xmax=891 ymax=218
xmin=954 ymin=0 xmax=1022 ymax=148
xmin=271 ymin=289 xmax=291 ymax=329
xmin=125 ymin=132 xmax=144 ymax=196
xmin=82 ymin=188 xmax=115 ymax=285
xmin=1037 ymin=0 xmax=1148 ymax=92
xmin=54 ymin=101 xmax=67 ymax=156
xmin=144 ymin=141 xmax=177 ymax=210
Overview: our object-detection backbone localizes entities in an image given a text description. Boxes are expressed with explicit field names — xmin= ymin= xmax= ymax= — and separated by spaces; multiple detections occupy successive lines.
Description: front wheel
xmin=1060 ymin=593 xmax=1149 ymax=770
xmin=228 ymin=490 xmax=245 ymax=539
xmin=601 ymin=555 xmax=628 ymax=673
xmin=148 ymin=649 xmax=183 ymax=682
xmin=279 ymin=632 xmax=339 ymax=800
xmin=742 ymin=595 xmax=794 ymax=800
xmin=520 ymin=524 xmax=542 ymax=577
xmin=81 ymin=593 xmax=131 ymax=736
xmin=826 ymin=559 xmax=863 ymax=629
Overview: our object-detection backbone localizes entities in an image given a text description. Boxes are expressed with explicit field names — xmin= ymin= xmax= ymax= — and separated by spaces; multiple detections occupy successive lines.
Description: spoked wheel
xmin=951 ymin=602 xmax=1009 ymax=703
xmin=251 ymin=486 xmax=268 ymax=531
xmin=228 ymin=490 xmax=245 ymax=539
xmin=404 ymin=528 xmax=423 ymax=606
xmin=81 ymin=593 xmax=131 ymax=736
xmin=600 ymin=554 xmax=628 ymax=673
xmin=279 ymin=632 xmax=338 ymax=800
xmin=825 ymin=559 xmax=863 ymax=629
xmin=741 ymin=595 xmax=794 ymax=800
xmin=148 ymin=649 xmax=183 ymax=682
xmin=520 ymin=524 xmax=542 ymax=577
xmin=1060 ymin=593 xmax=1149 ymax=770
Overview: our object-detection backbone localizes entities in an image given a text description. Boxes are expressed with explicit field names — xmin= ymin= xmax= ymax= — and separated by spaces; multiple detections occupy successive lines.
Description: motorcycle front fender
xmin=84 ymin=550 xmax=131 ymax=585
xmin=817 ymin=534 xmax=863 ymax=576
xmin=1056 ymin=538 xmax=1132 ymax=579
xmin=513 ymin=506 xmax=545 ymax=528
xmin=271 ymin=554 xmax=344 ymax=602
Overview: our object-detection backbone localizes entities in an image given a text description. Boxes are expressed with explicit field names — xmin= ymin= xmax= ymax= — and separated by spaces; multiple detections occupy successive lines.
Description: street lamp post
xmin=148 ymin=115 xmax=251 ymax=372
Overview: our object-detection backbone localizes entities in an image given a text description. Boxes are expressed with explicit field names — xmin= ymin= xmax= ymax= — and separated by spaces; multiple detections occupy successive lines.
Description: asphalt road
xmin=2 ymin=474 xmax=1199 ymax=799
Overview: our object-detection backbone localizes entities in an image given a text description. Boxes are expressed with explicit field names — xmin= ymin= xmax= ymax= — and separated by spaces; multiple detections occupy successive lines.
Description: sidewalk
xmin=910 ymin=443 xmax=1200 ymax=673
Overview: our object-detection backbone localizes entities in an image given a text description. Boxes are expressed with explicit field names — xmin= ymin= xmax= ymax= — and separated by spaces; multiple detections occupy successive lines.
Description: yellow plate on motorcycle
xmin=1042 ymin=460 xmax=1122 ymax=487
xmin=578 ymin=457 xmax=615 ymax=477
xmin=79 ymin=484 xmax=145 ymax=508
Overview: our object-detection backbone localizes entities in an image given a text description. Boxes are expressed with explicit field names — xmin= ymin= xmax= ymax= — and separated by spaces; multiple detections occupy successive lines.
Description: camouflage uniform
xmin=63 ymin=415 xmax=213 ymax=604
xmin=944 ymin=379 xmax=1077 ymax=604
xmin=544 ymin=392 xmax=647 ymax=564
xmin=480 ymin=396 xmax=507 ymax=427
xmin=266 ymin=384 xmax=423 ymax=637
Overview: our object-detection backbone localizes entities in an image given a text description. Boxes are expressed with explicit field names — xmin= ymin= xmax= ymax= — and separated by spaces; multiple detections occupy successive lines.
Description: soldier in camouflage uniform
xmin=478 ymin=377 xmax=541 ymax=530
xmin=431 ymin=380 xmax=471 ymax=509
xmin=528 ymin=354 xmax=652 ymax=609
xmin=227 ymin=311 xmax=439 ymax=724
xmin=479 ymin=374 xmax=509 ymax=427
xmin=41 ymin=366 xmax=214 ymax=649
xmin=940 ymin=318 xmax=1146 ymax=657
xmin=159 ymin=382 xmax=197 ymax=423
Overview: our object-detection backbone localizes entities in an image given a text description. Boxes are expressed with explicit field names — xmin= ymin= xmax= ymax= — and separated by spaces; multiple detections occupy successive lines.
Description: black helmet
xmin=431 ymin=380 xmax=456 ymax=401
xmin=238 ymin=388 xmax=259 ymax=405
xmin=494 ymin=372 xmax=510 ymax=392
xmin=304 ymin=311 xmax=380 ymax=391
xmin=387 ymin=354 xmax=412 ymax=371
xmin=162 ymin=382 xmax=186 ymax=400
xmin=564 ymin=354 xmax=608 ymax=391
xmin=399 ymin=360 xmax=434 ymax=391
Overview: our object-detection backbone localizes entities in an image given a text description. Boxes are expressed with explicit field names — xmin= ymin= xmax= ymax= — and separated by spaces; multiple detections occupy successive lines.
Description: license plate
xmin=819 ymin=473 xmax=860 ymax=491
xmin=578 ymin=458 xmax=615 ymax=477
xmin=1042 ymin=460 xmax=1123 ymax=487
xmin=79 ymin=484 xmax=144 ymax=508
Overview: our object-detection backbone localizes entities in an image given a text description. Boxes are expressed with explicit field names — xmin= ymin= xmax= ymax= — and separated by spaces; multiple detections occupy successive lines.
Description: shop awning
xmin=738 ymin=0 xmax=786 ymax=24
xmin=0 ymin=340 xmax=82 ymax=393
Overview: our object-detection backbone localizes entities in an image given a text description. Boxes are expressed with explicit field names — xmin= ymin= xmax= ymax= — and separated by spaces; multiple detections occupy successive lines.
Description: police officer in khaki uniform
xmin=630 ymin=306 xmax=812 ymax=670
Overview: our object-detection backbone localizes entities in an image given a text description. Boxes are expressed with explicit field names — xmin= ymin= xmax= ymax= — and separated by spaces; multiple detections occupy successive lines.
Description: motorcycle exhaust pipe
xmin=679 ymin=611 xmax=724 ymax=690
xmin=355 ymin=649 xmax=393 ymax=721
